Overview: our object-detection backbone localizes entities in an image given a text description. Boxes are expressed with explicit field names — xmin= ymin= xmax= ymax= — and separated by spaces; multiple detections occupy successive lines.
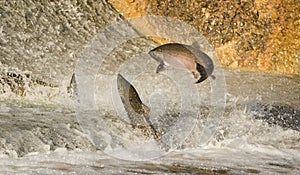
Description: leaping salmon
xmin=149 ymin=42 xmax=215 ymax=83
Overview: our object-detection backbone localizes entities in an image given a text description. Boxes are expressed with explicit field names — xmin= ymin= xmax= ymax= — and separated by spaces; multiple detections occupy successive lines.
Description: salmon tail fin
xmin=195 ymin=62 xmax=208 ymax=84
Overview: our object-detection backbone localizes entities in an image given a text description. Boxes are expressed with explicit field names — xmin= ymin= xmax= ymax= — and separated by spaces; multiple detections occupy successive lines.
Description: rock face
xmin=109 ymin=0 xmax=300 ymax=74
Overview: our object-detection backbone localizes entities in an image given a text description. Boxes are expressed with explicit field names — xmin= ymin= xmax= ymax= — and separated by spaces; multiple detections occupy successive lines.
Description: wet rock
xmin=247 ymin=101 xmax=300 ymax=131
xmin=0 ymin=67 xmax=58 ymax=96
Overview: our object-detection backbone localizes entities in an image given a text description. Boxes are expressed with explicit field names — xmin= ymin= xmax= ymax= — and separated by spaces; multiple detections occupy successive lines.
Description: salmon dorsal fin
xmin=191 ymin=41 xmax=200 ymax=49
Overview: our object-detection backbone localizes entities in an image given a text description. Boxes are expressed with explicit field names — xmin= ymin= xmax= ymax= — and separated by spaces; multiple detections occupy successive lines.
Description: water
xmin=0 ymin=148 xmax=299 ymax=174
xmin=0 ymin=70 xmax=299 ymax=174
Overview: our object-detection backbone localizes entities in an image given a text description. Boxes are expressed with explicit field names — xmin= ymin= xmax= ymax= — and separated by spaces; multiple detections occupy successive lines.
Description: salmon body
xmin=149 ymin=43 xmax=214 ymax=83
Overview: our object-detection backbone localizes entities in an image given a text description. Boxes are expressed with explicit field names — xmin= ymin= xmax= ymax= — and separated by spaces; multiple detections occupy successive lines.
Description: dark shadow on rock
xmin=247 ymin=101 xmax=300 ymax=131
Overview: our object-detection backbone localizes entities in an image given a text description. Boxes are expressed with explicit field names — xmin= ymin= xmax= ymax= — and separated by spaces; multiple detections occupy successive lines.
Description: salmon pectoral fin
xmin=156 ymin=61 xmax=166 ymax=73
xmin=210 ymin=75 xmax=216 ymax=80
xmin=195 ymin=62 xmax=208 ymax=84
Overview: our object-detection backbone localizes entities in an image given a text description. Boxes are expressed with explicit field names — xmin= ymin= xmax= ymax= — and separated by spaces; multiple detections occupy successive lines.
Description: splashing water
xmin=0 ymin=68 xmax=299 ymax=174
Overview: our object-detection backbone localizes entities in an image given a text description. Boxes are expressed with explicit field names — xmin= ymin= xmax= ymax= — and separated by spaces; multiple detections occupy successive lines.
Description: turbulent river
xmin=0 ymin=70 xmax=299 ymax=175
